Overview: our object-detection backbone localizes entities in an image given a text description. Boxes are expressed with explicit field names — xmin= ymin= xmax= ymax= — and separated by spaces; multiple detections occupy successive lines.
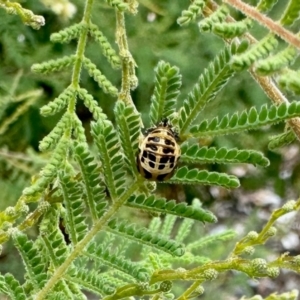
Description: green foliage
xmin=1 ymin=1 xmax=300 ymax=300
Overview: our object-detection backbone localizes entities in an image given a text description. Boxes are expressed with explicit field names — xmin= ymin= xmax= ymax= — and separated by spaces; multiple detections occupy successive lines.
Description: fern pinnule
xmin=89 ymin=23 xmax=121 ymax=69
xmin=268 ymin=130 xmax=296 ymax=150
xmin=126 ymin=194 xmax=217 ymax=223
xmin=179 ymin=43 xmax=237 ymax=135
xmin=231 ymin=35 xmax=278 ymax=71
xmin=190 ymin=102 xmax=300 ymax=137
xmin=50 ymin=23 xmax=86 ymax=43
xmin=180 ymin=144 xmax=270 ymax=167
xmin=177 ymin=0 xmax=205 ymax=26
xmin=149 ymin=61 xmax=182 ymax=126
xmin=40 ymin=87 xmax=75 ymax=117
xmin=77 ymin=88 xmax=107 ymax=120
xmin=58 ymin=172 xmax=88 ymax=244
xmin=175 ymin=218 xmax=194 ymax=243
xmin=91 ymin=120 xmax=127 ymax=200
xmin=0 ymin=273 xmax=26 ymax=300
xmin=255 ymin=45 xmax=298 ymax=76
xmin=278 ymin=69 xmax=300 ymax=95
xmin=115 ymin=101 xmax=141 ymax=177
xmin=82 ymin=57 xmax=118 ymax=96
xmin=74 ymin=143 xmax=107 ymax=221
xmin=280 ymin=0 xmax=300 ymax=26
xmin=198 ymin=4 xmax=229 ymax=32
xmin=107 ymin=218 xmax=185 ymax=257
xmin=85 ymin=242 xmax=150 ymax=282
xmin=31 ymin=55 xmax=76 ymax=74
xmin=12 ymin=230 xmax=48 ymax=289
xmin=212 ymin=19 xmax=252 ymax=38
xmin=39 ymin=112 xmax=71 ymax=152
xmin=170 ymin=166 xmax=240 ymax=188
xmin=161 ymin=214 xmax=177 ymax=238
xmin=257 ymin=0 xmax=278 ymax=13
xmin=73 ymin=115 xmax=87 ymax=143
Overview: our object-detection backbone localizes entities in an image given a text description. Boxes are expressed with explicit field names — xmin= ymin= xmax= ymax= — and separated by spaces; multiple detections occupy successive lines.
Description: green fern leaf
xmin=74 ymin=143 xmax=108 ymax=220
xmin=58 ymin=172 xmax=89 ymax=244
xmin=0 ymin=273 xmax=26 ymax=300
xmin=31 ymin=55 xmax=76 ymax=74
xmin=189 ymin=102 xmax=300 ymax=137
xmin=181 ymin=144 xmax=270 ymax=167
xmin=179 ymin=43 xmax=237 ymax=135
xmin=107 ymin=217 xmax=185 ymax=256
xmin=257 ymin=0 xmax=278 ymax=13
xmin=232 ymin=35 xmax=278 ymax=71
xmin=149 ymin=61 xmax=182 ymax=126
xmin=280 ymin=0 xmax=300 ymax=26
xmin=85 ymin=243 xmax=150 ymax=282
xmin=268 ymin=130 xmax=296 ymax=150
xmin=175 ymin=218 xmax=194 ymax=243
xmin=126 ymin=194 xmax=217 ymax=223
xmin=278 ymin=69 xmax=300 ymax=95
xmin=73 ymin=115 xmax=87 ymax=143
xmin=89 ymin=23 xmax=121 ymax=69
xmin=40 ymin=87 xmax=75 ymax=117
xmin=50 ymin=23 xmax=86 ymax=43
xmin=77 ymin=88 xmax=107 ymax=120
xmin=212 ymin=19 xmax=252 ymax=38
xmin=198 ymin=4 xmax=229 ymax=32
xmin=115 ymin=101 xmax=141 ymax=177
xmin=255 ymin=45 xmax=298 ymax=75
xmin=177 ymin=0 xmax=205 ymax=26
xmin=169 ymin=166 xmax=240 ymax=188
xmin=12 ymin=231 xmax=48 ymax=290
xmin=82 ymin=57 xmax=118 ymax=96
xmin=39 ymin=112 xmax=71 ymax=151
xmin=91 ymin=120 xmax=127 ymax=200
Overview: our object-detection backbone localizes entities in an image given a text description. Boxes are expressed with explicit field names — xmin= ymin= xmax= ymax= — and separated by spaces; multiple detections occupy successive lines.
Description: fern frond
xmin=126 ymin=194 xmax=217 ymax=223
xmin=40 ymin=208 xmax=69 ymax=266
xmin=77 ymin=88 xmax=107 ymax=120
xmin=255 ymin=46 xmax=298 ymax=76
xmin=23 ymin=138 xmax=69 ymax=196
xmin=0 ymin=273 xmax=26 ymax=300
xmin=89 ymin=23 xmax=121 ymax=69
xmin=278 ymin=69 xmax=300 ymax=94
xmin=58 ymin=172 xmax=89 ymax=244
xmin=74 ymin=143 xmax=108 ymax=221
xmin=212 ymin=19 xmax=252 ymax=38
xmin=39 ymin=112 xmax=71 ymax=151
xmin=115 ymin=101 xmax=141 ymax=177
xmin=40 ymin=87 xmax=75 ymax=117
xmin=82 ymin=57 xmax=118 ymax=96
xmin=179 ymin=42 xmax=238 ymax=135
xmin=169 ymin=167 xmax=240 ymax=189
xmin=91 ymin=120 xmax=127 ymax=200
xmin=73 ymin=115 xmax=87 ymax=143
xmin=149 ymin=61 xmax=182 ymax=126
xmin=66 ymin=270 xmax=115 ymax=296
xmin=189 ymin=102 xmax=300 ymax=137
xmin=198 ymin=4 xmax=229 ymax=32
xmin=180 ymin=144 xmax=270 ymax=167
xmin=31 ymin=55 xmax=76 ymax=74
xmin=231 ymin=35 xmax=278 ymax=71
xmin=161 ymin=214 xmax=177 ymax=237
xmin=177 ymin=0 xmax=205 ymax=26
xmin=280 ymin=0 xmax=300 ymax=26
xmin=50 ymin=23 xmax=86 ymax=43
xmin=186 ymin=230 xmax=236 ymax=251
xmin=257 ymin=0 xmax=278 ymax=13
xmin=85 ymin=243 xmax=150 ymax=282
xmin=106 ymin=218 xmax=184 ymax=256
xmin=12 ymin=230 xmax=48 ymax=290
xmin=268 ymin=130 xmax=296 ymax=150
xmin=175 ymin=218 xmax=194 ymax=243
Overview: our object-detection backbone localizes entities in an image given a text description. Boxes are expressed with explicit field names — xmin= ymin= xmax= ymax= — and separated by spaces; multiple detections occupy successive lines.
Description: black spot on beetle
xmin=163 ymin=148 xmax=174 ymax=154
xmin=160 ymin=156 xmax=169 ymax=164
xmin=149 ymin=136 xmax=160 ymax=143
xmin=169 ymin=156 xmax=175 ymax=163
xmin=143 ymin=167 xmax=153 ymax=179
xmin=158 ymin=164 xmax=165 ymax=170
xmin=149 ymin=144 xmax=158 ymax=151
xmin=148 ymin=153 xmax=156 ymax=162
xmin=165 ymin=139 xmax=175 ymax=146
xmin=149 ymin=161 xmax=155 ymax=168
xmin=142 ymin=150 xmax=148 ymax=159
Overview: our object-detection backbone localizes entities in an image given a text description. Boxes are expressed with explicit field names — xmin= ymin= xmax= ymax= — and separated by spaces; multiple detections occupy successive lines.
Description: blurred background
xmin=0 ymin=0 xmax=300 ymax=299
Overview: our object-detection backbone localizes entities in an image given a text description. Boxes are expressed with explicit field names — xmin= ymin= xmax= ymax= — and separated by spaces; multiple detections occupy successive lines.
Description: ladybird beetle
xmin=137 ymin=119 xmax=181 ymax=181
